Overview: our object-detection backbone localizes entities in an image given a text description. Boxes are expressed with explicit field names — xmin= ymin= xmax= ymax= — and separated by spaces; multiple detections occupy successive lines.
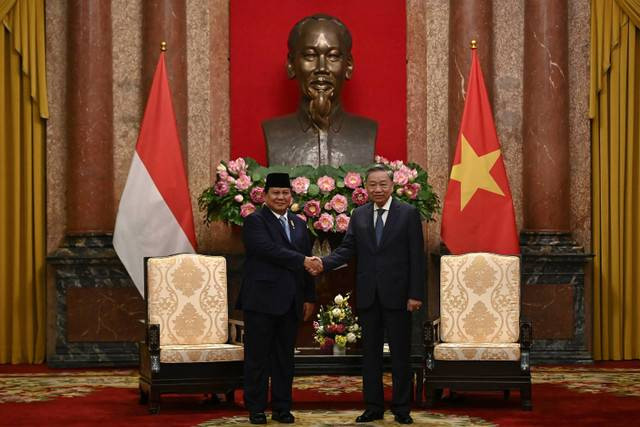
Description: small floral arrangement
xmin=198 ymin=156 xmax=440 ymax=235
xmin=313 ymin=293 xmax=361 ymax=351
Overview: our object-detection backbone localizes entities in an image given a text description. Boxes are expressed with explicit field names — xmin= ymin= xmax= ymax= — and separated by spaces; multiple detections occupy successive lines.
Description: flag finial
xmin=160 ymin=41 xmax=167 ymax=51
xmin=470 ymin=40 xmax=477 ymax=49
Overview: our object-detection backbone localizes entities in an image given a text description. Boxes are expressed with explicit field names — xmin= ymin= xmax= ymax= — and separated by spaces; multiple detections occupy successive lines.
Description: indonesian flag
xmin=441 ymin=47 xmax=519 ymax=255
xmin=113 ymin=52 xmax=197 ymax=296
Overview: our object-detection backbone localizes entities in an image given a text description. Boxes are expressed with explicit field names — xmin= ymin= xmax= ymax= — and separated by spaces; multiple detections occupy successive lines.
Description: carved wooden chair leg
xmin=424 ymin=385 xmax=436 ymax=408
xmin=520 ymin=385 xmax=532 ymax=411
xmin=139 ymin=386 xmax=149 ymax=404
xmin=148 ymin=390 xmax=161 ymax=414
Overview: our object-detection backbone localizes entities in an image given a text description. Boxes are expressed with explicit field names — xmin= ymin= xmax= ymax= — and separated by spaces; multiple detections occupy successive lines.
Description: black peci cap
xmin=264 ymin=172 xmax=291 ymax=191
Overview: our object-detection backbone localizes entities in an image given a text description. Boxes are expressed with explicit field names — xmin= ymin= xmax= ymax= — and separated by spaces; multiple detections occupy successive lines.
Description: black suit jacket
xmin=237 ymin=207 xmax=315 ymax=318
xmin=322 ymin=198 xmax=425 ymax=310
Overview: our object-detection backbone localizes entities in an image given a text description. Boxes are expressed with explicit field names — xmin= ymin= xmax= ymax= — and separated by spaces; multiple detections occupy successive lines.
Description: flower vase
xmin=332 ymin=344 xmax=346 ymax=356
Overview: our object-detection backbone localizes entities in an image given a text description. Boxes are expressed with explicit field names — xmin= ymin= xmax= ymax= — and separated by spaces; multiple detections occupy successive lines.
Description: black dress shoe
xmin=393 ymin=413 xmax=413 ymax=424
xmin=249 ymin=412 xmax=267 ymax=424
xmin=272 ymin=410 xmax=295 ymax=423
xmin=355 ymin=409 xmax=384 ymax=422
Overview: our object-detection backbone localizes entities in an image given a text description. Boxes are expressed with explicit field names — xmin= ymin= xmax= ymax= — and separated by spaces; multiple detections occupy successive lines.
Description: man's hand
xmin=304 ymin=256 xmax=323 ymax=276
xmin=407 ymin=299 xmax=422 ymax=312
xmin=303 ymin=302 xmax=315 ymax=321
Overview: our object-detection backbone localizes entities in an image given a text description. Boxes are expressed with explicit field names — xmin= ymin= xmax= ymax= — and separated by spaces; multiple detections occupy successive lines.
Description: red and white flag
xmin=114 ymin=52 xmax=197 ymax=296
xmin=441 ymin=47 xmax=519 ymax=255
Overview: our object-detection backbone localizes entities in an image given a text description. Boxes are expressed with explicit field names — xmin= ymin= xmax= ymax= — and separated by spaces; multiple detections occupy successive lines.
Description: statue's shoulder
xmin=342 ymin=111 xmax=378 ymax=131
xmin=262 ymin=113 xmax=299 ymax=134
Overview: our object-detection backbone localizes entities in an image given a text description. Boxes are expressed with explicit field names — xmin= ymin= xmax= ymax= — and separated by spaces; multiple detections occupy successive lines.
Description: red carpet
xmin=0 ymin=363 xmax=639 ymax=426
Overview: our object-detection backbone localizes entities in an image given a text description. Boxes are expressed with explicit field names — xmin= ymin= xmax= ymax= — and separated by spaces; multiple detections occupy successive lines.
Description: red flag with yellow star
xmin=441 ymin=47 xmax=519 ymax=254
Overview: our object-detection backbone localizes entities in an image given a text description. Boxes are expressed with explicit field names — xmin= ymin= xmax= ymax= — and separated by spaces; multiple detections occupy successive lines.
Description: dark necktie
xmin=375 ymin=208 xmax=385 ymax=245
xmin=279 ymin=216 xmax=291 ymax=242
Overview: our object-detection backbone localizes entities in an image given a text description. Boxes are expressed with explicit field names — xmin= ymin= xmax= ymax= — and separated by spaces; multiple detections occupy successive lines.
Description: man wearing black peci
xmin=238 ymin=172 xmax=318 ymax=424
xmin=306 ymin=164 xmax=425 ymax=424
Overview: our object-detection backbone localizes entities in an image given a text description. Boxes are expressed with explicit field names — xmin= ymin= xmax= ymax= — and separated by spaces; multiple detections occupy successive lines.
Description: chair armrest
xmin=519 ymin=320 xmax=532 ymax=350
xmin=147 ymin=324 xmax=161 ymax=373
xmin=229 ymin=319 xmax=245 ymax=345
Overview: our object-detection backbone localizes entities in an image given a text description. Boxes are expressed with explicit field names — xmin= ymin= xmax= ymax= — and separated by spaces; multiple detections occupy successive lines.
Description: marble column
xmin=520 ymin=0 xmax=591 ymax=363
xmin=66 ymin=0 xmax=114 ymax=233
xmin=522 ymin=0 xmax=570 ymax=232
xmin=448 ymin=0 xmax=493 ymax=161
xmin=47 ymin=1 xmax=144 ymax=368
xmin=142 ymin=0 xmax=188 ymax=160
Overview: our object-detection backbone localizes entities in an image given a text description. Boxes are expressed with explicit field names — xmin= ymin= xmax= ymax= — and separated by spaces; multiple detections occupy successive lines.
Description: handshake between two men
xmin=303 ymin=256 xmax=324 ymax=276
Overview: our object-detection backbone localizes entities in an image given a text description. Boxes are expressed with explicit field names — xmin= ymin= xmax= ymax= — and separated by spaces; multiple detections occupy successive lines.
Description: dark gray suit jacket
xmin=322 ymin=198 xmax=425 ymax=310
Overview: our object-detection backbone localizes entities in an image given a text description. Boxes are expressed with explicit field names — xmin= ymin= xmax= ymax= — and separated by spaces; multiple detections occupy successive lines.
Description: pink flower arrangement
xmin=403 ymin=183 xmax=421 ymax=200
xmin=330 ymin=194 xmax=348 ymax=213
xmin=343 ymin=172 xmax=362 ymax=189
xmin=314 ymin=212 xmax=335 ymax=232
xmin=240 ymin=202 xmax=256 ymax=217
xmin=227 ymin=158 xmax=246 ymax=175
xmin=393 ymin=169 xmax=410 ymax=186
xmin=335 ymin=213 xmax=350 ymax=232
xmin=199 ymin=156 xmax=438 ymax=232
xmin=250 ymin=186 xmax=265 ymax=204
xmin=352 ymin=187 xmax=369 ymax=206
xmin=291 ymin=176 xmax=310 ymax=194
xmin=235 ymin=173 xmax=252 ymax=191
xmin=214 ymin=180 xmax=229 ymax=196
xmin=317 ymin=175 xmax=336 ymax=192
xmin=303 ymin=200 xmax=321 ymax=218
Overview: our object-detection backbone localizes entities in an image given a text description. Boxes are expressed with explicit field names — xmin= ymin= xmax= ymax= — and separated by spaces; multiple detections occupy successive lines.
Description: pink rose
xmin=343 ymin=172 xmax=362 ymax=189
xmin=214 ymin=180 xmax=229 ymax=196
xmin=313 ymin=321 xmax=320 ymax=330
xmin=317 ymin=175 xmax=336 ymax=192
xmin=234 ymin=194 xmax=244 ymax=203
xmin=393 ymin=169 xmax=410 ymax=186
xmin=374 ymin=155 xmax=389 ymax=165
xmin=235 ymin=173 xmax=252 ymax=191
xmin=250 ymin=186 xmax=265 ymax=204
xmin=315 ymin=213 xmax=334 ymax=232
xmin=240 ymin=202 xmax=256 ymax=217
xmin=303 ymin=200 xmax=321 ymax=218
xmin=330 ymin=194 xmax=348 ymax=213
xmin=297 ymin=213 xmax=307 ymax=222
xmin=352 ymin=188 xmax=369 ymax=206
xmin=335 ymin=324 xmax=346 ymax=334
xmin=403 ymin=183 xmax=421 ymax=200
xmin=218 ymin=170 xmax=229 ymax=181
xmin=227 ymin=158 xmax=246 ymax=175
xmin=324 ymin=202 xmax=332 ymax=211
xmin=291 ymin=176 xmax=310 ymax=194
xmin=335 ymin=213 xmax=350 ymax=232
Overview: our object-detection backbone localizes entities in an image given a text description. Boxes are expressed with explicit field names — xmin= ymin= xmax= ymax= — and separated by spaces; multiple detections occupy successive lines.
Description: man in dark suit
xmin=308 ymin=164 xmax=425 ymax=424
xmin=238 ymin=173 xmax=317 ymax=424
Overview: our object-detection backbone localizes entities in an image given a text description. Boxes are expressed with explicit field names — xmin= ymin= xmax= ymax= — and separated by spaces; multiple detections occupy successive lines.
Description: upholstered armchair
xmin=138 ymin=254 xmax=244 ymax=414
xmin=424 ymin=252 xmax=532 ymax=410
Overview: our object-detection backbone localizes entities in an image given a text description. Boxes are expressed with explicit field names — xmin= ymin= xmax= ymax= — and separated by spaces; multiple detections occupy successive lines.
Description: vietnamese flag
xmin=441 ymin=47 xmax=519 ymax=255
xmin=113 ymin=51 xmax=197 ymax=296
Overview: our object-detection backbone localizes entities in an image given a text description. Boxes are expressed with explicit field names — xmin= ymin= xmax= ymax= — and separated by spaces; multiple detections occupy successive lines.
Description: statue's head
xmin=286 ymin=14 xmax=353 ymax=126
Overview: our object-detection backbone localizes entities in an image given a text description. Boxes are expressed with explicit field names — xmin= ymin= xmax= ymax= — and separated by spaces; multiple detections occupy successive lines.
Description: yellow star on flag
xmin=450 ymin=134 xmax=504 ymax=210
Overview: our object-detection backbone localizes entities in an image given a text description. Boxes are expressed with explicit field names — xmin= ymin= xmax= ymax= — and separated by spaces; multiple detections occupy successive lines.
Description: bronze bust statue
xmin=263 ymin=14 xmax=377 ymax=167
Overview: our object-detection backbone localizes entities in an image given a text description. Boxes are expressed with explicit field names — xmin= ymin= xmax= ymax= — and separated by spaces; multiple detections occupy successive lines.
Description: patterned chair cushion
xmin=440 ymin=253 xmax=520 ymax=344
xmin=160 ymin=343 xmax=244 ymax=363
xmin=147 ymin=254 xmax=229 ymax=346
xmin=434 ymin=342 xmax=520 ymax=361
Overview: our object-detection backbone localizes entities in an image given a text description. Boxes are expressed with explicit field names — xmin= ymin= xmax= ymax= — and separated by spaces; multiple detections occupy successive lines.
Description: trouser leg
xmin=359 ymin=298 xmax=385 ymax=412
xmin=270 ymin=304 xmax=298 ymax=412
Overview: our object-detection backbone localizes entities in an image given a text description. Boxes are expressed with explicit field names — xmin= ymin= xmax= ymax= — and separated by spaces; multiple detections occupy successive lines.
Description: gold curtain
xmin=591 ymin=0 xmax=640 ymax=360
xmin=0 ymin=0 xmax=47 ymax=363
